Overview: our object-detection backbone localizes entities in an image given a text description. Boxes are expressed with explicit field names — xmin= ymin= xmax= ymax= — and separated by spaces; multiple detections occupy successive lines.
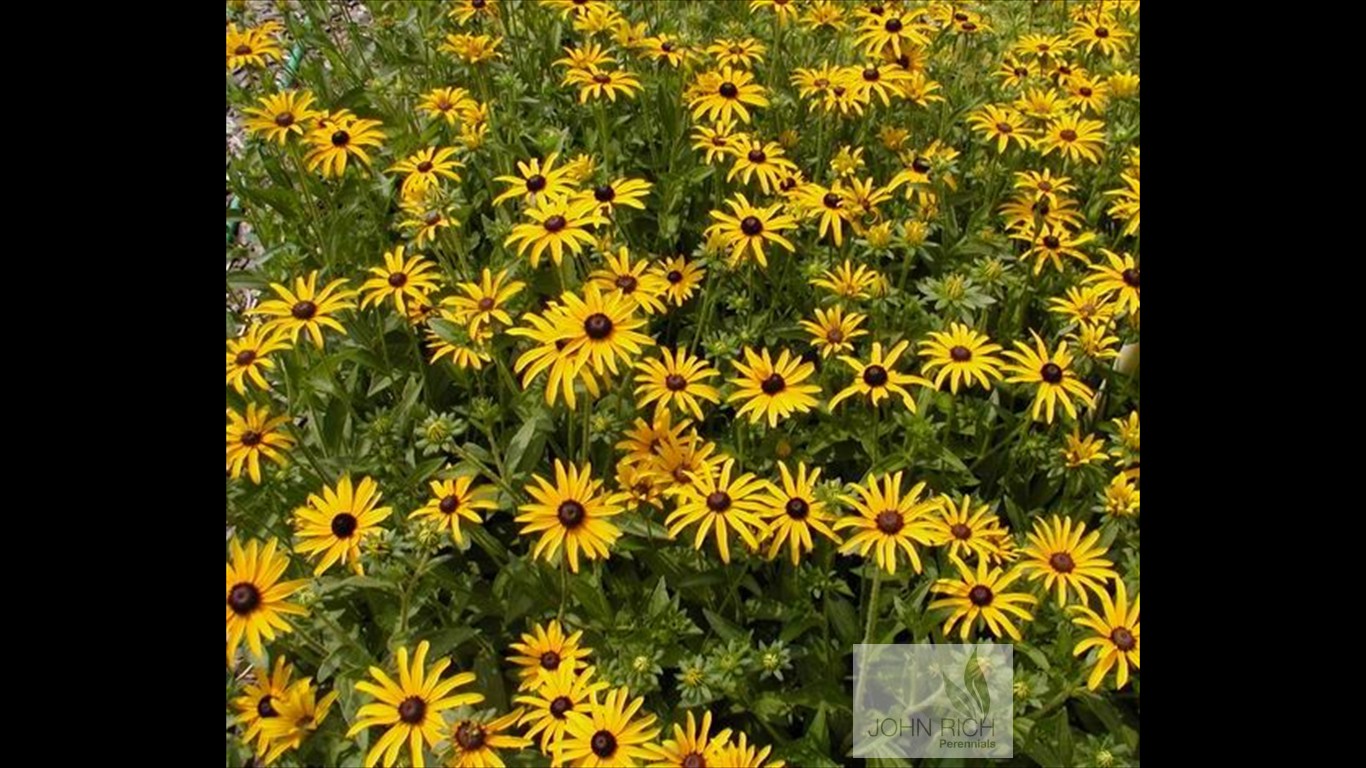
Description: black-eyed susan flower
xmin=542 ymin=0 xmax=611 ymax=19
xmin=226 ymin=325 xmax=290 ymax=394
xmin=505 ymin=194 xmax=604 ymax=268
xmin=800 ymin=306 xmax=868 ymax=358
xmin=417 ymin=86 xmax=476 ymax=125
xmin=1036 ymin=113 xmax=1107 ymax=163
xmin=706 ymin=37 xmax=766 ymax=68
xmin=728 ymin=347 xmax=822 ymax=427
xmin=449 ymin=0 xmax=500 ymax=25
xmin=517 ymin=460 xmax=626 ymax=573
xmin=650 ymin=709 xmax=731 ymax=767
xmin=1011 ymin=224 xmax=1096 ymax=275
xmin=834 ymin=472 xmax=941 ymax=574
xmin=652 ymin=255 xmax=706 ymax=306
xmin=688 ymin=66 xmax=770 ymax=124
xmin=616 ymin=410 xmax=695 ymax=468
xmin=1109 ymin=70 xmax=1140 ymax=98
xmin=360 ymin=246 xmax=441 ymax=314
xmin=1105 ymin=173 xmax=1140 ymax=237
xmin=726 ymin=139 xmax=799 ymax=195
xmin=227 ymin=404 xmax=294 ymax=484
xmin=590 ymin=248 xmax=668 ymax=315
xmin=253 ymin=271 xmax=357 ymax=347
xmin=618 ymin=462 xmax=666 ymax=512
xmin=511 ymin=304 xmax=602 ymax=410
xmin=1003 ymin=331 xmax=1096 ymax=423
xmin=758 ymin=461 xmax=842 ymax=566
xmin=516 ymin=664 xmax=610 ymax=754
xmin=812 ymin=259 xmax=883 ymax=299
xmin=226 ymin=538 xmax=307 ymax=662
xmin=1071 ymin=580 xmax=1140 ymax=690
xmin=226 ymin=22 xmax=283 ymax=70
xmin=552 ymin=283 xmax=655 ymax=377
xmin=994 ymin=57 xmax=1035 ymax=88
xmin=446 ymin=709 xmax=531 ymax=768
xmin=571 ymin=2 xmax=624 ymax=34
xmin=705 ymin=193 xmax=797 ymax=268
xmin=691 ymin=119 xmax=745 ymax=165
xmin=665 ymin=458 xmax=770 ymax=563
xmin=1070 ymin=322 xmax=1121 ymax=362
xmin=1066 ymin=74 xmax=1110 ymax=113
xmin=494 ymin=153 xmax=578 ymax=206
xmin=409 ymin=474 xmax=497 ymax=545
xmin=232 ymin=656 xmax=295 ymax=758
xmin=967 ymin=104 xmax=1033 ymax=153
xmin=398 ymin=186 xmax=459 ymax=247
xmin=713 ymin=733 xmax=785 ymax=768
xmin=347 ymin=641 xmax=484 ymax=768
xmin=829 ymin=340 xmax=931 ymax=412
xmin=441 ymin=32 xmax=503 ymax=63
xmin=1018 ymin=515 xmax=1118 ymax=607
xmin=796 ymin=182 xmax=854 ymax=246
xmin=918 ymin=323 xmax=1006 ymax=394
xmin=508 ymin=619 xmax=593 ymax=691
xmin=654 ymin=434 xmax=725 ymax=496
xmin=584 ymin=176 xmax=652 ymax=216
xmin=845 ymin=62 xmax=911 ymax=107
xmin=854 ymin=9 xmax=929 ymax=59
xmin=1062 ymin=429 xmax=1109 ymax=468
xmin=635 ymin=347 xmax=721 ymax=420
xmin=790 ymin=62 xmax=842 ymax=101
xmin=387 ymin=147 xmax=463 ymax=196
xmin=1069 ymin=17 xmax=1133 ymax=57
xmin=303 ymin=113 xmax=386 ymax=177
xmin=256 ymin=678 xmax=338 ymax=766
xmin=443 ymin=267 xmax=525 ymax=332
xmin=1014 ymin=86 xmax=1067 ymax=121
xmin=292 ymin=475 xmax=391 ymax=575
xmin=427 ymin=322 xmax=494 ymax=370
xmin=928 ymin=495 xmax=1010 ymax=563
xmin=1015 ymin=32 xmax=1073 ymax=58
xmin=929 ymin=555 xmax=1038 ymax=641
xmin=840 ymin=176 xmax=892 ymax=221
xmin=565 ymin=66 xmax=644 ymax=103
xmin=1049 ymin=285 xmax=1117 ymax=327
xmin=242 ymin=90 xmax=320 ymax=145
xmin=555 ymin=685 xmax=661 ymax=767
xmin=1084 ymin=249 xmax=1140 ymax=316
xmin=642 ymin=34 xmax=690 ymax=67
xmin=1101 ymin=473 xmax=1140 ymax=517
xmin=555 ymin=41 xmax=616 ymax=71
xmin=803 ymin=0 xmax=846 ymax=30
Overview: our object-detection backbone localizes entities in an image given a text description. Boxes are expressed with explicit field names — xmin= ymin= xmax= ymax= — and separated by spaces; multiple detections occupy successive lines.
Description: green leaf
xmin=702 ymin=608 xmax=746 ymax=642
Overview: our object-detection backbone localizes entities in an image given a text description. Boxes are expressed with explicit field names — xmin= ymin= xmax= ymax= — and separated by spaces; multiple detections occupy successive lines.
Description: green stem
xmin=862 ymin=567 xmax=884 ymax=644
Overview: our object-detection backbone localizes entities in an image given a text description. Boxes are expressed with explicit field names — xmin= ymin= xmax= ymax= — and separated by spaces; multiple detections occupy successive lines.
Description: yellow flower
xmin=408 ymin=474 xmax=497 ymax=545
xmin=665 ymin=458 xmax=770 ymax=563
xmin=1002 ymin=331 xmax=1096 ymax=423
xmin=360 ymin=246 xmax=441 ymax=315
xmin=494 ymin=152 xmax=578 ymax=206
xmin=635 ymin=347 xmax=722 ymax=420
xmin=443 ymin=267 xmax=525 ymax=333
xmin=706 ymin=37 xmax=767 ymax=68
xmin=515 ymin=664 xmax=610 ymax=753
xmin=225 ymin=539 xmax=307 ymax=663
xmin=727 ymin=347 xmax=822 ymax=427
xmin=504 ymin=194 xmax=604 ymax=268
xmin=226 ymin=325 xmax=291 ymax=394
xmin=1036 ymin=113 xmax=1107 ymax=164
xmin=303 ymin=112 xmax=386 ymax=177
xmin=1101 ymin=473 xmax=1140 ymax=518
xmin=292 ymin=475 xmax=392 ymax=576
xmin=256 ymin=678 xmax=339 ymax=766
xmin=446 ymin=709 xmax=532 ymax=768
xmin=812 ymin=259 xmax=882 ymax=299
xmin=417 ymin=86 xmax=476 ymax=125
xmin=441 ymin=33 xmax=503 ymax=63
xmin=829 ymin=340 xmax=931 ymax=412
xmin=242 ymin=90 xmax=320 ymax=144
xmin=833 ymin=471 xmax=942 ymax=574
xmin=227 ymin=403 xmax=294 ymax=484
xmin=386 ymin=147 xmax=463 ymax=197
xmin=565 ymin=66 xmax=644 ymax=102
xmin=918 ymin=324 xmax=1006 ymax=394
xmin=227 ymin=22 xmax=283 ymax=70
xmin=252 ymin=271 xmax=357 ymax=347
xmin=799 ymin=305 xmax=868 ymax=358
xmin=650 ymin=709 xmax=731 ymax=768
xmin=758 ymin=461 xmax=843 ymax=566
xmin=929 ymin=555 xmax=1038 ymax=640
xmin=507 ymin=619 xmax=593 ymax=691
xmin=1070 ymin=580 xmax=1141 ymax=690
xmin=1018 ymin=515 xmax=1118 ymax=607
xmin=1084 ymin=250 xmax=1140 ymax=316
xmin=704 ymin=193 xmax=797 ymax=268
xmin=688 ymin=66 xmax=770 ymax=124
xmin=516 ymin=460 xmax=626 ymax=573
xmin=556 ymin=685 xmax=661 ymax=767
xmin=1062 ymin=429 xmax=1109 ymax=468
xmin=927 ymin=495 xmax=1010 ymax=564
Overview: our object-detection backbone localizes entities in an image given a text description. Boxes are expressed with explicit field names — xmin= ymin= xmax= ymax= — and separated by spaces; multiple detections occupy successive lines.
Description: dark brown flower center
xmin=950 ymin=345 xmax=971 ymax=362
xmin=436 ymin=100 xmax=454 ymax=111
xmin=761 ymin=373 xmax=786 ymax=394
xmin=885 ymin=17 xmax=903 ymax=32
xmin=1060 ymin=129 xmax=1078 ymax=142
xmin=1122 ymin=268 xmax=1139 ymax=288
xmin=813 ymin=77 xmax=830 ymax=88
xmin=454 ymin=722 xmax=487 ymax=751
xmin=661 ymin=41 xmax=675 ymax=52
xmin=331 ymin=513 xmax=358 ymax=538
xmin=968 ymin=585 xmax=993 ymax=606
xmin=1014 ymin=67 xmax=1028 ymax=77
xmin=954 ymin=11 xmax=969 ymax=21
xmin=911 ymin=157 xmax=932 ymax=174
xmin=996 ymin=122 xmax=1013 ymax=133
xmin=540 ymin=650 xmax=562 ymax=670
xmin=549 ymin=696 xmax=573 ymax=718
xmin=257 ymin=695 xmax=277 ymax=718
xmin=785 ymin=497 xmax=809 ymax=520
xmin=833 ymin=85 xmax=846 ymax=96
xmin=331 ymin=130 xmax=350 ymax=147
xmin=1079 ymin=87 xmax=1093 ymax=97
xmin=591 ymin=730 xmax=618 ymax=758
xmin=398 ymin=696 xmax=427 ymax=724
xmin=235 ymin=350 xmax=257 ymax=367
xmin=291 ymin=300 xmax=317 ymax=320
xmin=863 ymin=67 xmax=880 ymax=81
xmin=719 ymin=82 xmax=739 ymax=99
xmin=1049 ymin=552 xmax=1075 ymax=573
xmin=876 ymin=510 xmax=903 ymax=534
xmin=1040 ymin=362 xmax=1063 ymax=383
xmin=241 ymin=430 xmax=263 ymax=447
xmin=780 ymin=176 xmax=798 ymax=191
xmin=1095 ymin=26 xmax=1110 ymax=38
xmin=667 ymin=270 xmax=684 ymax=283
xmin=234 ymin=44 xmax=253 ymax=55
xmin=665 ymin=373 xmax=688 ymax=391
xmin=543 ymin=215 xmax=567 ymax=232
xmin=961 ymin=21 xmax=977 ymax=31
xmin=1042 ymin=235 xmax=1061 ymax=249
xmin=607 ymin=274 xmax=635 ymax=294
xmin=593 ymin=73 xmax=612 ymax=84
xmin=415 ymin=161 xmax=433 ymax=173
xmin=823 ymin=192 xmax=842 ymax=208
xmin=1038 ymin=180 xmax=1053 ymax=192
xmin=439 ymin=495 xmax=459 ymax=514
xmin=584 ymin=312 xmax=614 ymax=339
xmin=862 ymin=365 xmax=889 ymax=387
xmin=594 ymin=184 xmax=616 ymax=202
xmin=747 ymin=148 xmax=767 ymax=163
xmin=740 ymin=216 xmax=763 ymax=236
xmin=706 ymin=491 xmax=732 ymax=512
xmin=951 ymin=523 xmax=971 ymax=540
xmin=388 ymin=272 xmax=408 ymax=287
xmin=827 ymin=328 xmax=845 ymax=343
xmin=425 ymin=212 xmax=443 ymax=225
xmin=557 ymin=500 xmax=586 ymax=528
xmin=681 ymin=754 xmax=707 ymax=768
xmin=472 ymin=0 xmax=487 ymax=8
xmin=274 ymin=113 xmax=294 ymax=127
xmin=1111 ymin=626 xmax=1136 ymax=650
xmin=527 ymin=174 xmax=547 ymax=192
xmin=228 ymin=583 xmax=262 ymax=615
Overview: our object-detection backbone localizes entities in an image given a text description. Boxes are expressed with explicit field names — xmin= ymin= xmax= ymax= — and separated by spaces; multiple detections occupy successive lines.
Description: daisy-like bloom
xmin=516 ymin=664 xmax=610 ymax=754
xmin=796 ymin=182 xmax=854 ymax=246
xmin=386 ymin=147 xmax=463 ymax=197
xmin=918 ymin=323 xmax=1006 ymax=394
xmin=256 ymin=678 xmax=339 ymax=766
xmin=1013 ymin=86 xmax=1067 ymax=121
xmin=1066 ymin=74 xmax=1110 ymax=114
xmin=584 ymin=176 xmax=653 ymax=217
xmin=426 ymin=322 xmax=494 ymax=370
xmin=555 ymin=41 xmax=616 ymax=71
xmin=408 ymin=475 xmax=498 ymax=545
xmin=618 ymin=462 xmax=666 ymax=511
xmin=303 ymin=113 xmax=386 ymax=178
xmin=226 ymin=22 xmax=282 ymax=70
xmin=1069 ymin=321 xmax=1120 ymax=363
xmin=360 ymin=246 xmax=441 ymax=315
xmin=565 ymin=66 xmax=644 ymax=103
xmin=552 ymin=283 xmax=655 ymax=377
xmin=929 ymin=555 xmax=1038 ymax=641
xmin=1085 ymin=249 xmax=1140 ymax=316
xmin=446 ymin=710 xmax=531 ymax=768
xmin=226 ymin=325 xmax=290 ymax=394
xmin=1109 ymin=70 xmax=1140 ymax=98
xmin=510 ymin=305 xmax=601 ymax=410
xmin=967 ymin=104 xmax=1032 ymax=153
xmin=1049 ymin=285 xmax=1117 ymax=327
xmin=691 ymin=119 xmax=745 ymax=165
xmin=651 ymin=255 xmax=706 ymax=306
xmin=1101 ymin=473 xmax=1140 ymax=517
xmin=758 ymin=461 xmax=842 ymax=566
xmin=844 ymin=62 xmax=911 ymax=107
xmin=448 ymin=0 xmax=500 ymax=25
xmin=706 ymin=37 xmax=766 ymax=68
xmin=727 ymin=139 xmax=798 ymax=195
xmin=998 ymin=191 xmax=1086 ymax=234
xmin=840 ymin=176 xmax=892 ymax=221
xmin=1071 ymin=580 xmax=1140 ymax=690
xmin=1036 ymin=113 xmax=1107 ymax=163
xmin=800 ymin=306 xmax=868 ymax=358
xmin=930 ymin=495 xmax=1010 ymax=563
xmin=1015 ymin=32 xmax=1073 ymax=59
xmin=398 ymin=186 xmax=459 ymax=247
xmin=253 ymin=271 xmax=357 ymax=347
xmin=650 ymin=710 xmax=732 ymax=768
xmin=641 ymin=34 xmax=690 ymax=67
xmin=542 ymin=0 xmax=611 ymax=19
xmin=654 ymin=434 xmax=726 ymax=496
xmin=829 ymin=341 xmax=931 ymax=412
xmin=504 ymin=194 xmax=604 ymax=268
xmin=635 ymin=347 xmax=721 ymax=420
xmin=242 ymin=90 xmax=320 ymax=145
xmin=417 ymin=86 xmax=476 ymax=125
xmin=1062 ymin=428 xmax=1109 ymax=468
xmin=751 ymin=0 xmax=799 ymax=21
xmin=347 ymin=641 xmax=484 ymax=768
xmin=812 ymin=259 xmax=883 ymax=300
xmin=688 ymin=66 xmax=770 ymax=124
xmin=666 ymin=458 xmax=770 ymax=564
xmin=1002 ymin=331 xmax=1096 ymax=424
xmin=854 ymin=8 xmax=929 ymax=58
xmin=1105 ymin=173 xmax=1140 ymax=237
xmin=292 ymin=475 xmax=392 ymax=576
xmin=590 ymin=247 xmax=668 ymax=315
xmin=441 ymin=32 xmax=503 ymax=63
xmin=790 ymin=62 xmax=842 ymax=101
xmin=508 ymin=619 xmax=593 ymax=691
xmin=443 ymin=268 xmax=525 ymax=333
xmin=1069 ymin=17 xmax=1133 ymax=58
xmin=227 ymin=404 xmax=294 ymax=484
xmin=713 ymin=733 xmax=785 ymax=768
xmin=803 ymin=0 xmax=846 ymax=31
xmin=225 ymin=538 xmax=307 ymax=662
xmin=829 ymin=145 xmax=866 ymax=178
xmin=994 ymin=57 xmax=1034 ymax=89
xmin=819 ymin=79 xmax=870 ymax=117
xmin=1018 ymin=515 xmax=1118 ymax=607
xmin=555 ymin=686 xmax=661 ymax=767
xmin=517 ymin=460 xmax=626 ymax=573
xmin=232 ymin=656 xmax=295 ymax=757
xmin=1010 ymin=224 xmax=1096 ymax=275
xmin=728 ymin=347 xmax=822 ymax=428
xmin=705 ymin=193 xmax=797 ymax=268
xmin=571 ymin=2 xmax=624 ymax=34
xmin=494 ymin=153 xmax=577 ymax=206
xmin=833 ymin=472 xmax=942 ymax=575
